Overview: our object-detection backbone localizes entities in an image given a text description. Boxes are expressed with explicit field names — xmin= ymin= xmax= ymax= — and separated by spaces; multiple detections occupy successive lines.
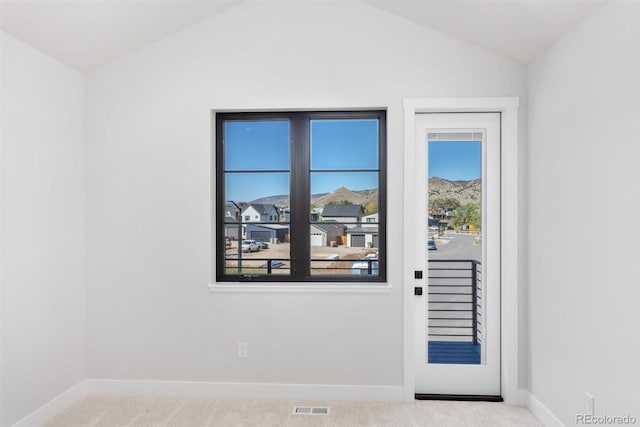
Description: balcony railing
xmin=428 ymin=259 xmax=482 ymax=345
xmin=223 ymin=257 xmax=378 ymax=276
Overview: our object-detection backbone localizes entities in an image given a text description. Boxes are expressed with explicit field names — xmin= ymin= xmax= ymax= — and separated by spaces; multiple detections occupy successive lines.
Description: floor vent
xmin=293 ymin=406 xmax=330 ymax=415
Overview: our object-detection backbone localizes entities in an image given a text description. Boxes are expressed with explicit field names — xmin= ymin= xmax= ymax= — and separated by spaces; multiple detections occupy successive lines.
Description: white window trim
xmin=208 ymin=283 xmax=391 ymax=293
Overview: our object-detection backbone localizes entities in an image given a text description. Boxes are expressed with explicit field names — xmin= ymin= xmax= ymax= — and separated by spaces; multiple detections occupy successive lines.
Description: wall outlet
xmin=585 ymin=392 xmax=594 ymax=416
xmin=237 ymin=342 xmax=248 ymax=358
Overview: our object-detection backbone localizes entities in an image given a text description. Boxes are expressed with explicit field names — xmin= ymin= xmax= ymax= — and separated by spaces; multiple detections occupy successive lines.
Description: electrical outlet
xmin=585 ymin=392 xmax=594 ymax=416
xmin=237 ymin=342 xmax=248 ymax=358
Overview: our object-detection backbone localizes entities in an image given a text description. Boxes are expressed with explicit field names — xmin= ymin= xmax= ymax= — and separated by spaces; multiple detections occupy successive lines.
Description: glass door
xmin=414 ymin=113 xmax=501 ymax=396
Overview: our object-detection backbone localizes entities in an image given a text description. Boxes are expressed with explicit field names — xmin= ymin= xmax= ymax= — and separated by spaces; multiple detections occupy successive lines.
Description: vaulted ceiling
xmin=0 ymin=0 xmax=606 ymax=72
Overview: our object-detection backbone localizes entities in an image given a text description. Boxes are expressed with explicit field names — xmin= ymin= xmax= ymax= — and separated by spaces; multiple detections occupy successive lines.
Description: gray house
xmin=321 ymin=204 xmax=365 ymax=228
xmin=310 ymin=223 xmax=346 ymax=247
xmin=346 ymin=226 xmax=379 ymax=248
xmin=246 ymin=224 xmax=289 ymax=243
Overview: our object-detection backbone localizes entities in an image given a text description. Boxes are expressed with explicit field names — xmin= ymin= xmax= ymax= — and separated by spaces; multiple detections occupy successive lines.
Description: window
xmin=216 ymin=111 xmax=386 ymax=282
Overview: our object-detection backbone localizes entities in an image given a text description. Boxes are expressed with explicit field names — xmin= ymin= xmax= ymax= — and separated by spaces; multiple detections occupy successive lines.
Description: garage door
xmin=250 ymin=230 xmax=272 ymax=242
xmin=310 ymin=233 xmax=324 ymax=247
xmin=351 ymin=234 xmax=365 ymax=247
xmin=372 ymin=234 xmax=379 ymax=248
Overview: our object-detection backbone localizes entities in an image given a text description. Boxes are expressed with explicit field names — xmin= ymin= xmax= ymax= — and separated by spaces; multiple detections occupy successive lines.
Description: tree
xmin=364 ymin=201 xmax=378 ymax=214
xmin=429 ymin=197 xmax=461 ymax=210
xmin=451 ymin=202 xmax=481 ymax=229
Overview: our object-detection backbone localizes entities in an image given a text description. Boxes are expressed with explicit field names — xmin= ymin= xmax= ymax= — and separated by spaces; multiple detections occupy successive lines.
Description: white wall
xmin=528 ymin=3 xmax=640 ymax=425
xmin=0 ymin=33 xmax=85 ymax=426
xmin=85 ymin=1 xmax=526 ymax=391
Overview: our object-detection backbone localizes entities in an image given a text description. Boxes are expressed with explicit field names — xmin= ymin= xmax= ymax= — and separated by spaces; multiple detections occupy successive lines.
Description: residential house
xmin=361 ymin=212 xmax=378 ymax=228
xmin=320 ymin=204 xmax=364 ymax=228
xmin=310 ymin=223 xmax=346 ymax=247
xmin=241 ymin=203 xmax=280 ymax=223
xmin=224 ymin=203 xmax=241 ymax=240
xmin=246 ymin=224 xmax=289 ymax=243
xmin=346 ymin=226 xmax=379 ymax=248
xmin=278 ymin=207 xmax=291 ymax=223
xmin=310 ymin=207 xmax=323 ymax=222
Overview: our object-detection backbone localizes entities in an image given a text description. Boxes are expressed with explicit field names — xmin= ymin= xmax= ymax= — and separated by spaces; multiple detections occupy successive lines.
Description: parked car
xmin=257 ymin=241 xmax=269 ymax=249
xmin=428 ymin=239 xmax=437 ymax=250
xmin=240 ymin=240 xmax=259 ymax=252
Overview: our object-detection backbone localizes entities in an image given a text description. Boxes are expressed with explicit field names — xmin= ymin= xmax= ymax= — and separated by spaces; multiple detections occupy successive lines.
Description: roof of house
xmin=244 ymin=203 xmax=279 ymax=215
xmin=246 ymin=224 xmax=289 ymax=231
xmin=321 ymin=204 xmax=364 ymax=217
xmin=311 ymin=223 xmax=346 ymax=233
xmin=346 ymin=226 xmax=379 ymax=234
xmin=225 ymin=203 xmax=240 ymax=212
xmin=224 ymin=204 xmax=240 ymax=222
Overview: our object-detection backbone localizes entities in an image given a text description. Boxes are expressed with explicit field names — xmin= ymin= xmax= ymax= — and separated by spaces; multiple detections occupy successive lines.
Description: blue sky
xmin=224 ymin=121 xmax=481 ymax=202
xmin=428 ymin=141 xmax=481 ymax=180
xmin=225 ymin=120 xmax=379 ymax=202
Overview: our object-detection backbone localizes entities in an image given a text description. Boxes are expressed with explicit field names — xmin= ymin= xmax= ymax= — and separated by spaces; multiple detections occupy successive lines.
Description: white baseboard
xmin=87 ymin=379 xmax=405 ymax=402
xmin=524 ymin=390 xmax=565 ymax=427
xmin=11 ymin=380 xmax=87 ymax=427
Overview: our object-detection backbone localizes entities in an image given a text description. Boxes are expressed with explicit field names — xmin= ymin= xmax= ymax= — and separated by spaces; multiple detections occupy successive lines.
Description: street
xmin=430 ymin=232 xmax=482 ymax=261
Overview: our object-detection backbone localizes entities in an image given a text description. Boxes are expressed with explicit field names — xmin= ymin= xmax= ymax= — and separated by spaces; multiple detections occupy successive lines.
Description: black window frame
xmin=215 ymin=110 xmax=387 ymax=283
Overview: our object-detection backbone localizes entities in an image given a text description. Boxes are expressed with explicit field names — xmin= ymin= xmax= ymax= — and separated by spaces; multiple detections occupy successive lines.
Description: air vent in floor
xmin=293 ymin=406 xmax=330 ymax=415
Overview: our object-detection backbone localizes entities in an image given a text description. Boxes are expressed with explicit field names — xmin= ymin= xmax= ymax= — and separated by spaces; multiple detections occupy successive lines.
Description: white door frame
xmin=403 ymin=97 xmax=520 ymax=404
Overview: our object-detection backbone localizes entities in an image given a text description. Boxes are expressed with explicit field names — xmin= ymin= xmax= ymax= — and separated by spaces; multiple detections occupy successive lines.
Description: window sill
xmin=208 ymin=283 xmax=391 ymax=294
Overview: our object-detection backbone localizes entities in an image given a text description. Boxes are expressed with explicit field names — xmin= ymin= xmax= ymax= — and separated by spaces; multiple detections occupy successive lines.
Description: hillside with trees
xmin=429 ymin=177 xmax=482 ymax=230
xmin=248 ymin=177 xmax=479 ymax=222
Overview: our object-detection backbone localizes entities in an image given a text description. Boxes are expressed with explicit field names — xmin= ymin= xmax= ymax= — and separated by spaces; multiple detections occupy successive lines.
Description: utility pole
xmin=228 ymin=201 xmax=243 ymax=273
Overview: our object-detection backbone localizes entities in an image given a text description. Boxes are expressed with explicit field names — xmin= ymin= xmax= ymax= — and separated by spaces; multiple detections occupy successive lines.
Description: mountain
xmin=250 ymin=187 xmax=375 ymax=208
xmin=428 ymin=177 xmax=481 ymax=205
xmin=248 ymin=177 xmax=479 ymax=208
xmin=249 ymin=194 xmax=296 ymax=206
xmin=312 ymin=186 xmax=364 ymax=207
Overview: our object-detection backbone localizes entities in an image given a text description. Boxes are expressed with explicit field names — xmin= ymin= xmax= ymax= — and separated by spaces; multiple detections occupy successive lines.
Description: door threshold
xmin=415 ymin=394 xmax=503 ymax=402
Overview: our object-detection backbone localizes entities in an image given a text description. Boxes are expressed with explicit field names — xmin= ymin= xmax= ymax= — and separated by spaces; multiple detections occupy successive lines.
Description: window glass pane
xmin=310 ymin=119 xmax=378 ymax=170
xmin=225 ymin=172 xmax=289 ymax=206
xmin=217 ymin=111 xmax=385 ymax=282
xmin=310 ymin=221 xmax=379 ymax=276
xmin=225 ymin=120 xmax=290 ymax=171
xmin=427 ymin=139 xmax=483 ymax=364
xmin=224 ymin=172 xmax=290 ymax=277
xmin=310 ymin=171 xmax=378 ymax=214
xmin=309 ymin=170 xmax=379 ymax=277
xmin=225 ymin=239 xmax=291 ymax=275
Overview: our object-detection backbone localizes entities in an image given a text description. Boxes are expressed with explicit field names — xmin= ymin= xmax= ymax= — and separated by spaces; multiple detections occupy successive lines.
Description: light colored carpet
xmin=46 ymin=396 xmax=543 ymax=427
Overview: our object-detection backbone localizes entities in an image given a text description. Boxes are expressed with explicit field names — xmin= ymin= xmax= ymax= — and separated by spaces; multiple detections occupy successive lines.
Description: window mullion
xmin=289 ymin=114 xmax=311 ymax=281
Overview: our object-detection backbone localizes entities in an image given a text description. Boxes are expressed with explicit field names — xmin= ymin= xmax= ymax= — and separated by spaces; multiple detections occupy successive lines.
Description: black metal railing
xmin=428 ymin=259 xmax=482 ymax=345
xmin=223 ymin=257 xmax=379 ymax=276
